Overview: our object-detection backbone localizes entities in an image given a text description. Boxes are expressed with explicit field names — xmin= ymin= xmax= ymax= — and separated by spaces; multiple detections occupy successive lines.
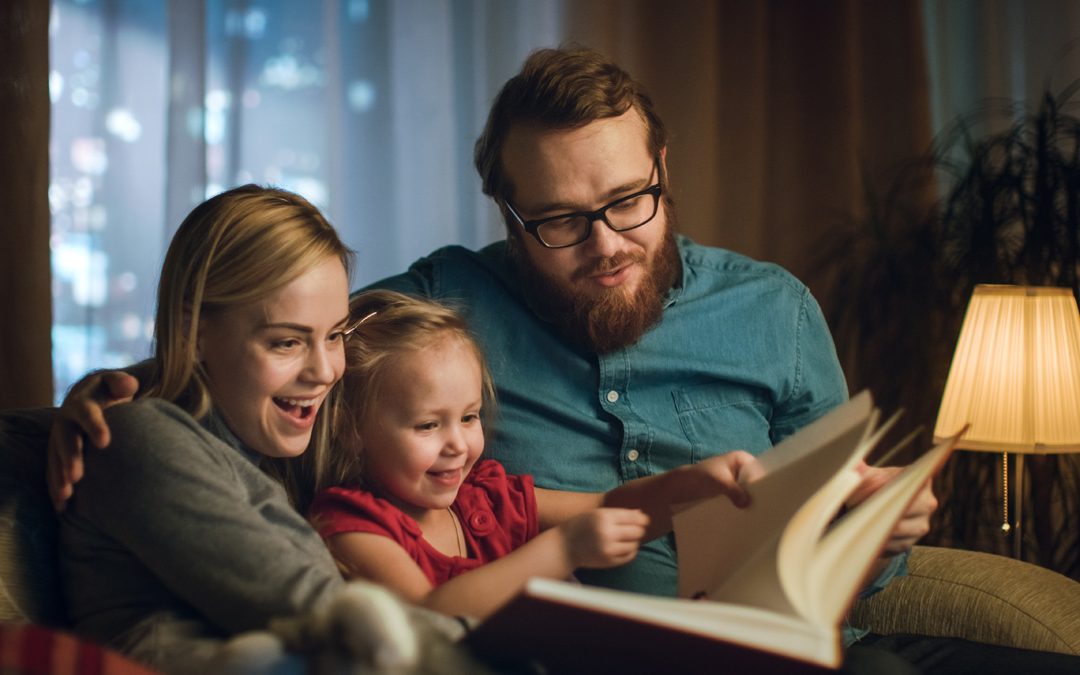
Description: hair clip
xmin=343 ymin=311 xmax=378 ymax=339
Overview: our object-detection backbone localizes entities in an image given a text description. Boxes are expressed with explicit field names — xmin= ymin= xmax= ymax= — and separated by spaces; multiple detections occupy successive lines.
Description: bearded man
xmin=374 ymin=46 xmax=909 ymax=599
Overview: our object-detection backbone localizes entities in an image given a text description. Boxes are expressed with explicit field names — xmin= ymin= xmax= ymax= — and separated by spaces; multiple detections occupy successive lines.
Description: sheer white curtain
xmin=49 ymin=0 xmax=564 ymax=400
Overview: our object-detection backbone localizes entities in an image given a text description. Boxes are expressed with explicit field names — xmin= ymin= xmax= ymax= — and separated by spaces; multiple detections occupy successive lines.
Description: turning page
xmin=673 ymin=393 xmax=878 ymax=611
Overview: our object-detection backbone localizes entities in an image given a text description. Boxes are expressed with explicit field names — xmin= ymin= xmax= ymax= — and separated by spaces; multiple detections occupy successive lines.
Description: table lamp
xmin=933 ymin=284 xmax=1080 ymax=559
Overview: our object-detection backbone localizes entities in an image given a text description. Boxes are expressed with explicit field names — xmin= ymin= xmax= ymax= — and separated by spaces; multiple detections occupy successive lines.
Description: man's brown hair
xmin=474 ymin=46 xmax=668 ymax=205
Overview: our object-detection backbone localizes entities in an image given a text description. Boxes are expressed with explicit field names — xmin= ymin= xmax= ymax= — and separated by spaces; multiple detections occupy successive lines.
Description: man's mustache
xmin=573 ymin=251 xmax=646 ymax=282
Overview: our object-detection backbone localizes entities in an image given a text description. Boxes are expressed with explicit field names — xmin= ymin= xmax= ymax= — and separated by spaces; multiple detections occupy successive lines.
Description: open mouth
xmin=590 ymin=263 xmax=634 ymax=287
xmin=273 ymin=396 xmax=319 ymax=420
xmin=427 ymin=468 xmax=462 ymax=483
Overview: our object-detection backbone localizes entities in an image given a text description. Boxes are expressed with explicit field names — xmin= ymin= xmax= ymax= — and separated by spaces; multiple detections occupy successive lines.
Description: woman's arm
xmin=64 ymin=399 xmax=345 ymax=633
xmin=325 ymin=508 xmax=647 ymax=620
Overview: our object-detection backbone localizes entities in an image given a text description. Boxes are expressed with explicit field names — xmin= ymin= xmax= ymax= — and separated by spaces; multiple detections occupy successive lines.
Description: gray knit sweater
xmin=60 ymin=398 xmax=344 ymax=671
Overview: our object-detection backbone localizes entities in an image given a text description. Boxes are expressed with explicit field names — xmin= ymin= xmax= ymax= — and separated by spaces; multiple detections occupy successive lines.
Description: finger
xmin=846 ymin=465 xmax=900 ymax=507
xmin=49 ymin=444 xmax=78 ymax=512
xmin=59 ymin=425 xmax=84 ymax=490
xmin=731 ymin=451 xmax=767 ymax=484
xmin=883 ymin=527 xmax=927 ymax=554
xmin=912 ymin=484 xmax=939 ymax=515
xmin=725 ymin=483 xmax=752 ymax=508
xmin=605 ymin=508 xmax=650 ymax=527
xmin=624 ymin=509 xmax=650 ymax=527
xmin=614 ymin=523 xmax=647 ymax=543
xmin=605 ymin=541 xmax=641 ymax=562
xmin=53 ymin=483 xmax=74 ymax=514
xmin=68 ymin=444 xmax=85 ymax=484
xmin=72 ymin=399 xmax=112 ymax=449
xmin=888 ymin=515 xmax=931 ymax=546
xmin=906 ymin=494 xmax=937 ymax=519
xmin=47 ymin=440 xmax=63 ymax=511
xmin=103 ymin=372 xmax=140 ymax=400
xmin=56 ymin=422 xmax=85 ymax=482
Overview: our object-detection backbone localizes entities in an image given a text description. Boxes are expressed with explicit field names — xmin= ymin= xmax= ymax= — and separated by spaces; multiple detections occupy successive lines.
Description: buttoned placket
xmin=598 ymin=347 xmax=652 ymax=482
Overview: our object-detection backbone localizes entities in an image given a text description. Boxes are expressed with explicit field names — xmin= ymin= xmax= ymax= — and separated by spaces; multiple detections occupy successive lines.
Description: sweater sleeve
xmin=62 ymin=399 xmax=344 ymax=634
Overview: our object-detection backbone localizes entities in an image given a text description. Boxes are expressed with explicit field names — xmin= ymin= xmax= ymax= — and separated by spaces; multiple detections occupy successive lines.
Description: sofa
xmin=3 ymin=406 xmax=1080 ymax=659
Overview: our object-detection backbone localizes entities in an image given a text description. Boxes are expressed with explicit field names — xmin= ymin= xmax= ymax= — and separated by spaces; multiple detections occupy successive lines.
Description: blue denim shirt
xmin=369 ymin=236 xmax=904 ymax=639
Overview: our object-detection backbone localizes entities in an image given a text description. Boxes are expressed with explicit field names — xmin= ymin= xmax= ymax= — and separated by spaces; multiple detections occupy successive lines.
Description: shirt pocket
xmin=672 ymin=384 xmax=773 ymax=461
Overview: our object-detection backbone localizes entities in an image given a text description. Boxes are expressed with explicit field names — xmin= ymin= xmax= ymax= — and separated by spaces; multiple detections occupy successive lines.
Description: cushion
xmin=0 ymin=622 xmax=159 ymax=674
xmin=849 ymin=545 xmax=1080 ymax=655
xmin=0 ymin=407 xmax=64 ymax=626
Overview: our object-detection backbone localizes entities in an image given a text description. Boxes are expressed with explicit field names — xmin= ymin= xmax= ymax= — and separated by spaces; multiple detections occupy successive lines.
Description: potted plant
xmin=814 ymin=84 xmax=1080 ymax=578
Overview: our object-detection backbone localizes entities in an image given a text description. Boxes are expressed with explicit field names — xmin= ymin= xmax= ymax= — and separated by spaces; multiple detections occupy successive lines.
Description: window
xmin=49 ymin=0 xmax=563 ymax=400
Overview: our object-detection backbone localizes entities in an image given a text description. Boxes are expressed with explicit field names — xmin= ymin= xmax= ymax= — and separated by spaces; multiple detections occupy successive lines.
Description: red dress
xmin=309 ymin=459 xmax=539 ymax=586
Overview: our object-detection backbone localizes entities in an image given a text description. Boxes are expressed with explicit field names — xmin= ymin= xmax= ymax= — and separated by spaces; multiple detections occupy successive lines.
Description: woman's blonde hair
xmin=146 ymin=184 xmax=354 ymax=510
xmin=329 ymin=290 xmax=497 ymax=487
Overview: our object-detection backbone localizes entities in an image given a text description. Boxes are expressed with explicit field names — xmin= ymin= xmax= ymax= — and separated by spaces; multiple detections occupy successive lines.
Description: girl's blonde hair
xmin=146 ymin=184 xmax=354 ymax=510
xmin=330 ymin=290 xmax=497 ymax=486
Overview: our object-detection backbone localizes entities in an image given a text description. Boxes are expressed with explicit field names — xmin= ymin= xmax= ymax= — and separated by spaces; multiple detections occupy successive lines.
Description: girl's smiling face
xmin=360 ymin=334 xmax=486 ymax=520
xmin=197 ymin=255 xmax=351 ymax=458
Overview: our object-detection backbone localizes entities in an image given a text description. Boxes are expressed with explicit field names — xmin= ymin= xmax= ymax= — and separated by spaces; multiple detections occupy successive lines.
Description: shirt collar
xmin=663 ymin=235 xmax=691 ymax=308
xmin=201 ymin=408 xmax=264 ymax=467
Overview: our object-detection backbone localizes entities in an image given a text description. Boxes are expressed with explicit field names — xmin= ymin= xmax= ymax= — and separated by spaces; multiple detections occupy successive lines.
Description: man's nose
xmin=581 ymin=216 xmax=622 ymax=257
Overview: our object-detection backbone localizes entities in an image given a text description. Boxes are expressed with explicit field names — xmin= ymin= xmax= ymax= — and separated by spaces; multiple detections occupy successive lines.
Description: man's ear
xmin=658 ymin=146 xmax=668 ymax=180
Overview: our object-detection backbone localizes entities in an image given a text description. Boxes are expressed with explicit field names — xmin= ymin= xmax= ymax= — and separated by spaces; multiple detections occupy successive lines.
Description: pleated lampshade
xmin=933 ymin=285 xmax=1080 ymax=453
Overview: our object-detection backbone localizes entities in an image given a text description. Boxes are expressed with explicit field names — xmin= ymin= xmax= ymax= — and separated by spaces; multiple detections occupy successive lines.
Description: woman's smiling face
xmin=197 ymin=255 xmax=351 ymax=458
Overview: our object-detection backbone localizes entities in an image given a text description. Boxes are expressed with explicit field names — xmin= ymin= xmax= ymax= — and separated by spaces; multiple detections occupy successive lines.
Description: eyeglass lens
xmin=537 ymin=190 xmax=659 ymax=247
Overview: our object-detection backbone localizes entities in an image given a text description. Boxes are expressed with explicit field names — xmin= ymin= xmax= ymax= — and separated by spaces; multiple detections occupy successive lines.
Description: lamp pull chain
xmin=1001 ymin=451 xmax=1011 ymax=533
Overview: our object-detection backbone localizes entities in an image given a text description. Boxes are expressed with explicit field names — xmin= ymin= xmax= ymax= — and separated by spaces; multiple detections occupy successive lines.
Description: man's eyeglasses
xmin=504 ymin=166 xmax=663 ymax=249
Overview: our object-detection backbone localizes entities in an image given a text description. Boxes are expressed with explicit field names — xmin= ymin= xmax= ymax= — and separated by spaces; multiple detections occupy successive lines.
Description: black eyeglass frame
xmin=503 ymin=176 xmax=664 ymax=249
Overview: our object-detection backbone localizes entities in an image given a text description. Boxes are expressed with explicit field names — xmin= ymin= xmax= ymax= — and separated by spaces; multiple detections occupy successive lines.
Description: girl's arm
xmin=535 ymin=450 xmax=764 ymax=539
xmin=324 ymin=452 xmax=761 ymax=620
xmin=324 ymin=507 xmax=647 ymax=620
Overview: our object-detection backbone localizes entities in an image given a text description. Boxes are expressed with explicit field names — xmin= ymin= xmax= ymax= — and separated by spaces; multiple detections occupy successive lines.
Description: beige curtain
xmin=0 ymin=1 xmax=52 ymax=409
xmin=563 ymin=0 xmax=933 ymax=306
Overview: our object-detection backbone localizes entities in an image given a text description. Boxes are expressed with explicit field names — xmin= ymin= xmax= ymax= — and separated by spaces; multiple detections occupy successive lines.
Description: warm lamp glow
xmin=933 ymin=285 xmax=1080 ymax=453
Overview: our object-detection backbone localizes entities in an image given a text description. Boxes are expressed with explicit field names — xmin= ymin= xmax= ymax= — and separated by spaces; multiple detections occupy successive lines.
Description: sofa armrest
xmin=849 ymin=545 xmax=1080 ymax=655
xmin=0 ymin=407 xmax=64 ymax=626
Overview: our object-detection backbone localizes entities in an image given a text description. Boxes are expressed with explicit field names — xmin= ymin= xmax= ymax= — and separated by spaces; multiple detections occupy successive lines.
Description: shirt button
xmin=606 ymin=390 xmax=620 ymax=403
xmin=627 ymin=449 xmax=640 ymax=462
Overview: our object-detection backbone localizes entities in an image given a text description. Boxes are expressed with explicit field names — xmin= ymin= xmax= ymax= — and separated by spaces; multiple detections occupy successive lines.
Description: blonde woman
xmin=58 ymin=185 xmax=463 ymax=673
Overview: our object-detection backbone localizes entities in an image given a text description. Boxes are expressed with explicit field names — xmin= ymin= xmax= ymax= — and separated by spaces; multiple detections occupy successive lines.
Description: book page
xmin=673 ymin=393 xmax=877 ymax=614
xmin=801 ymin=433 xmax=958 ymax=626
xmin=775 ymin=409 xmax=904 ymax=616
xmin=755 ymin=391 xmax=875 ymax=475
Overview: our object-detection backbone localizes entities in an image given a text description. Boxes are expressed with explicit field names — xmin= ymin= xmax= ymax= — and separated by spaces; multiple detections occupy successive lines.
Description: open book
xmin=468 ymin=391 xmax=961 ymax=673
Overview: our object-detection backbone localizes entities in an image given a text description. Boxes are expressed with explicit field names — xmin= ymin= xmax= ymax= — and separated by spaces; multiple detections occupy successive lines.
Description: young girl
xmin=58 ymin=187 xmax=475 ymax=673
xmin=309 ymin=290 xmax=763 ymax=619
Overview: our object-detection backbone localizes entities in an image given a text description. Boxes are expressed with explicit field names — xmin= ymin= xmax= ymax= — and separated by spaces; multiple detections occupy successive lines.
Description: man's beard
xmin=512 ymin=205 xmax=681 ymax=354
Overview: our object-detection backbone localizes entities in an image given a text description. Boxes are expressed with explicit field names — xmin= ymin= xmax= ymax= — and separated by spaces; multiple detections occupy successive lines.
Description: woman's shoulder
xmin=105 ymin=397 xmax=197 ymax=429
xmin=94 ymin=398 xmax=233 ymax=470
